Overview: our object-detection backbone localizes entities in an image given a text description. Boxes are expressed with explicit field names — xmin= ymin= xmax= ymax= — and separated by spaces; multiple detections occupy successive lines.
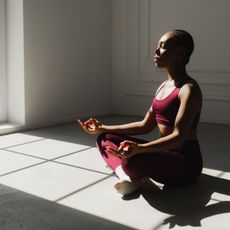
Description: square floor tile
xmin=0 ymin=133 xmax=43 ymax=149
xmin=0 ymin=150 xmax=44 ymax=175
xmin=0 ymin=162 xmax=107 ymax=201
xmin=56 ymin=147 xmax=113 ymax=174
xmin=59 ymin=176 xmax=169 ymax=230
xmin=7 ymin=139 xmax=90 ymax=159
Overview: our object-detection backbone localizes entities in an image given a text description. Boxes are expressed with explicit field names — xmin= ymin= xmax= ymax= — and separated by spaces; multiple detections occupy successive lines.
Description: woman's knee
xmin=96 ymin=132 xmax=112 ymax=147
xmin=97 ymin=132 xmax=126 ymax=149
xmin=96 ymin=133 xmax=107 ymax=153
xmin=97 ymin=132 xmax=119 ymax=142
xmin=96 ymin=132 xmax=106 ymax=144
xmin=96 ymin=132 xmax=122 ymax=152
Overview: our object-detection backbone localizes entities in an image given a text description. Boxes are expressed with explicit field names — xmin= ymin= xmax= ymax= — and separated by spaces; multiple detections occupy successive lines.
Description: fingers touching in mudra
xmin=106 ymin=141 xmax=140 ymax=158
xmin=77 ymin=118 xmax=103 ymax=134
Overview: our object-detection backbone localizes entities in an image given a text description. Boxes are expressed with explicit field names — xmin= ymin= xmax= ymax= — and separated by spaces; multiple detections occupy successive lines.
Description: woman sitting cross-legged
xmin=77 ymin=29 xmax=203 ymax=196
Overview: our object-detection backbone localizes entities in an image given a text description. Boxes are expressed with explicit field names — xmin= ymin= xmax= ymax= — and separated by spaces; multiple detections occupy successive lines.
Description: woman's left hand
xmin=105 ymin=140 xmax=141 ymax=158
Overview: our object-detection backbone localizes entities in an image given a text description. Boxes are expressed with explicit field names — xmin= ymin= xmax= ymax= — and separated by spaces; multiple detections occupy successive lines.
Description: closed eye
xmin=155 ymin=42 xmax=165 ymax=51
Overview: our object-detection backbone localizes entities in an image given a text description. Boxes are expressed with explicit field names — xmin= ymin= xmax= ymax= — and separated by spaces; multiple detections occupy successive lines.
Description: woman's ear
xmin=177 ymin=46 xmax=187 ymax=63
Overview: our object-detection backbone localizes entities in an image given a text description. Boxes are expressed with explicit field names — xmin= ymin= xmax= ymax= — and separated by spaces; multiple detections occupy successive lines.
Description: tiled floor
xmin=0 ymin=115 xmax=230 ymax=230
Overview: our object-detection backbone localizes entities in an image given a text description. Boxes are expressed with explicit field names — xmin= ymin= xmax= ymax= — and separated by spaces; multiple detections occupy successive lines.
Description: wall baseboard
xmin=0 ymin=111 xmax=112 ymax=135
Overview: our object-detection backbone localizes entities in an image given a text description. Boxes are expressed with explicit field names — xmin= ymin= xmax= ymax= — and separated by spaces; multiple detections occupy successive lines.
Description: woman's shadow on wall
xmin=140 ymin=173 xmax=230 ymax=228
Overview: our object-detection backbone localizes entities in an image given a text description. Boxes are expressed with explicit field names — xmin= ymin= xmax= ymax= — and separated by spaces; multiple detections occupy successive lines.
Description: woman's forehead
xmin=158 ymin=32 xmax=174 ymax=44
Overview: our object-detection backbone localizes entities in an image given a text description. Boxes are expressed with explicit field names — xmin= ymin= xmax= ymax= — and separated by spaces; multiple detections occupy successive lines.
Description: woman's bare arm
xmin=101 ymin=109 xmax=157 ymax=135
xmin=78 ymin=108 xmax=156 ymax=136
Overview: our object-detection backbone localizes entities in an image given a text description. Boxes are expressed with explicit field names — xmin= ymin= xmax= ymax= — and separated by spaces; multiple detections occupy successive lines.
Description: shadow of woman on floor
xmin=141 ymin=173 xmax=230 ymax=228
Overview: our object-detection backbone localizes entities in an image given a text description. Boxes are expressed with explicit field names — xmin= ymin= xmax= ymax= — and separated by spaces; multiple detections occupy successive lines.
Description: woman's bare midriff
xmin=157 ymin=124 xmax=197 ymax=140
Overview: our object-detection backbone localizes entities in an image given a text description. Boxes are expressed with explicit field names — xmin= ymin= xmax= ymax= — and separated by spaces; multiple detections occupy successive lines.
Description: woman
xmin=78 ymin=30 xmax=203 ymax=196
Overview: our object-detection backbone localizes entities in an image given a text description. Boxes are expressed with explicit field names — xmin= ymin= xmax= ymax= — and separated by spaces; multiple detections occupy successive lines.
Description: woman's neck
xmin=167 ymin=65 xmax=190 ymax=85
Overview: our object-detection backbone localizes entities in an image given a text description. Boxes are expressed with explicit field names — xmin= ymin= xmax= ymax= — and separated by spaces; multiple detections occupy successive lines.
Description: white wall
xmin=112 ymin=0 xmax=230 ymax=124
xmin=0 ymin=0 xmax=6 ymax=122
xmin=23 ymin=0 xmax=112 ymax=127
xmin=6 ymin=0 xmax=25 ymax=125
xmin=4 ymin=0 xmax=230 ymax=131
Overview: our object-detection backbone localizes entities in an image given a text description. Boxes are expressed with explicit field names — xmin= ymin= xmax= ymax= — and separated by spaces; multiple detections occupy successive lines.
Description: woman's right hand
xmin=77 ymin=118 xmax=104 ymax=135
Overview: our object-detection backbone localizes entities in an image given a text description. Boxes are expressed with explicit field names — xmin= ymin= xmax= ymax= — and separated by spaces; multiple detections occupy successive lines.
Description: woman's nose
xmin=154 ymin=48 xmax=160 ymax=55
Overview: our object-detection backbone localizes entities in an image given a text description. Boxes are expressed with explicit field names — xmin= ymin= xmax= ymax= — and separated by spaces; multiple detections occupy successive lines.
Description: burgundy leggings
xmin=96 ymin=133 xmax=203 ymax=185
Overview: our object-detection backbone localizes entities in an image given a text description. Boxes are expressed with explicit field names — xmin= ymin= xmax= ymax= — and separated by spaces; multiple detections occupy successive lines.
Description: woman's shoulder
xmin=176 ymin=76 xmax=197 ymax=87
xmin=179 ymin=78 xmax=202 ymax=100
xmin=179 ymin=77 xmax=201 ymax=91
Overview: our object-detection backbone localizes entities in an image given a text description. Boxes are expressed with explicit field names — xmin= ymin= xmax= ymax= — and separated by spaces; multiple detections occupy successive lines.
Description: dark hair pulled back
xmin=172 ymin=29 xmax=194 ymax=65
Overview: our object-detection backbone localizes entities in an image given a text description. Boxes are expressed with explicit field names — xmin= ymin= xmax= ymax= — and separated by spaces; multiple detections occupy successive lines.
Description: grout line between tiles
xmin=0 ymin=161 xmax=48 ymax=178
xmin=211 ymin=198 xmax=222 ymax=202
xmin=1 ymin=138 xmax=46 ymax=150
xmin=51 ymin=147 xmax=92 ymax=160
xmin=3 ymin=149 xmax=52 ymax=161
xmin=52 ymin=160 xmax=114 ymax=176
xmin=211 ymin=171 xmax=228 ymax=180
xmin=217 ymin=172 xmax=225 ymax=178
xmin=4 ymin=146 xmax=93 ymax=162
xmin=55 ymin=174 xmax=113 ymax=202
xmin=0 ymin=148 xmax=114 ymax=177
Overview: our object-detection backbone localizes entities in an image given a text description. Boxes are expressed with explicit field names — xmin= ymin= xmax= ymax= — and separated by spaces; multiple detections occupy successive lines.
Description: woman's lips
xmin=154 ymin=56 xmax=160 ymax=63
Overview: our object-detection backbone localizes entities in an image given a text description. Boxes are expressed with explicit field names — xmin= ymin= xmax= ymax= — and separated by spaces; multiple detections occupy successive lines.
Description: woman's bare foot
xmin=114 ymin=165 xmax=143 ymax=195
xmin=114 ymin=179 xmax=142 ymax=195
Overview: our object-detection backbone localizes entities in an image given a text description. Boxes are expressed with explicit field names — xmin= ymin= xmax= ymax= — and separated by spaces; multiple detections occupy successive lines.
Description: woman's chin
xmin=154 ymin=63 xmax=164 ymax=68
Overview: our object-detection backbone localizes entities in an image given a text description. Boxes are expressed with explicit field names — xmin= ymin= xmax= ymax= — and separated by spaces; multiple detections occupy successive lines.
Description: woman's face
xmin=153 ymin=32 xmax=184 ymax=68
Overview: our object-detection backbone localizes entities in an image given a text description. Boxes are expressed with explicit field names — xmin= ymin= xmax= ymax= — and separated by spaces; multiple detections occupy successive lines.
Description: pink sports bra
xmin=152 ymin=85 xmax=180 ymax=127
xmin=150 ymin=79 xmax=200 ymax=128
